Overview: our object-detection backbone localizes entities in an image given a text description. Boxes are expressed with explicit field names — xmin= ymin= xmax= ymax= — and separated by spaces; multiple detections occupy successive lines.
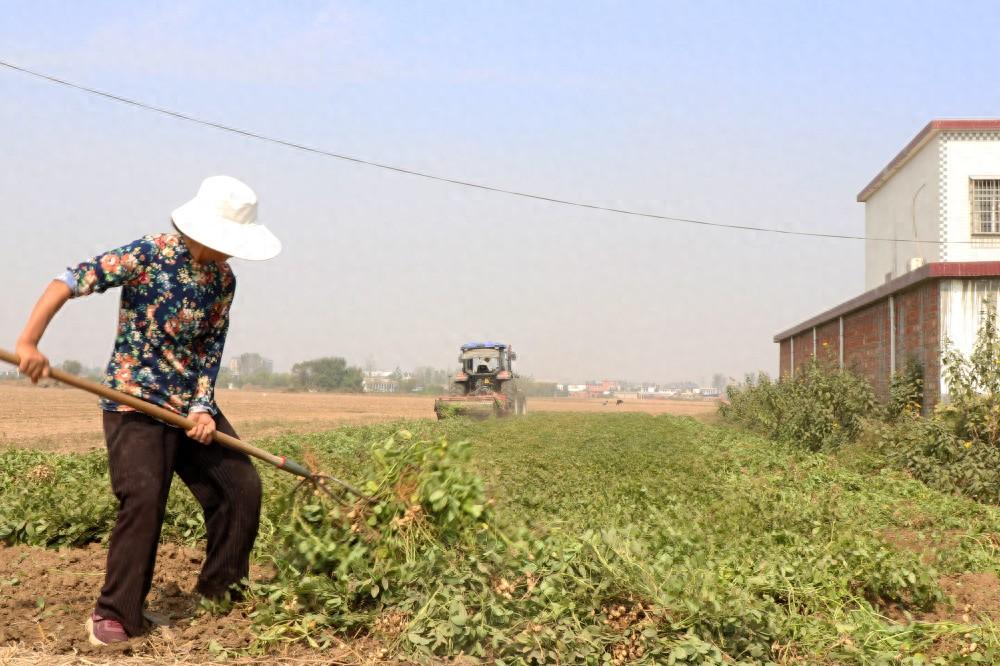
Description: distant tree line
xmin=521 ymin=380 xmax=561 ymax=397
xmin=218 ymin=356 xmax=364 ymax=393
xmin=17 ymin=357 xmax=364 ymax=394
xmin=397 ymin=368 xmax=562 ymax=397
xmin=9 ymin=356 xmax=568 ymax=399
xmin=291 ymin=357 xmax=363 ymax=392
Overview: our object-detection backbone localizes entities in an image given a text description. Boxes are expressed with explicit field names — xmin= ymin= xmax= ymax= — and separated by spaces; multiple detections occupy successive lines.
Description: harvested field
xmin=0 ymin=382 xmax=718 ymax=452
xmin=4 ymin=413 xmax=1000 ymax=663
xmin=530 ymin=396 xmax=717 ymax=416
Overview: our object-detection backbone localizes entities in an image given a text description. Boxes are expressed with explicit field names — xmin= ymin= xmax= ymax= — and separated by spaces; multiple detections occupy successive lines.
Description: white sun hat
xmin=171 ymin=175 xmax=281 ymax=261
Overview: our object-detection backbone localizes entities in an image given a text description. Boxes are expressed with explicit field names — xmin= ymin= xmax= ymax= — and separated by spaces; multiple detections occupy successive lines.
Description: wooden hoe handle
xmin=0 ymin=347 xmax=311 ymax=478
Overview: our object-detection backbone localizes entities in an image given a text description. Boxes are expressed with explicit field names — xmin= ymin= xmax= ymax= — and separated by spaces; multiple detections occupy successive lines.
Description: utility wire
xmin=0 ymin=59 xmax=963 ymax=245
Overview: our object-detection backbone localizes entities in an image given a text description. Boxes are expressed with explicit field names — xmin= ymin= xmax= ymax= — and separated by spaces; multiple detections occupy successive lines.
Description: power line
xmin=0 ymin=59 xmax=961 ymax=245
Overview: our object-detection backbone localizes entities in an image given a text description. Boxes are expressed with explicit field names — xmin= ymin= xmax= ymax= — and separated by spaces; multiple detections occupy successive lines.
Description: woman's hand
xmin=15 ymin=280 xmax=71 ymax=384
xmin=186 ymin=411 xmax=217 ymax=445
xmin=15 ymin=341 xmax=50 ymax=383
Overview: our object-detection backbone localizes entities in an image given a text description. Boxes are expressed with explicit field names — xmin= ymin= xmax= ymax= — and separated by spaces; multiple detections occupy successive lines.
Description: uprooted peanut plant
xmin=13 ymin=315 xmax=1000 ymax=664
xmin=7 ymin=409 xmax=1000 ymax=664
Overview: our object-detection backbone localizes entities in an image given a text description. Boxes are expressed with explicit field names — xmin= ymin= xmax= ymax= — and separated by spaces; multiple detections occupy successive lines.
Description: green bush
xmin=721 ymin=362 xmax=878 ymax=451
xmin=887 ymin=358 xmax=924 ymax=419
xmin=877 ymin=412 xmax=1000 ymax=504
xmin=938 ymin=305 xmax=1000 ymax=447
xmin=878 ymin=306 xmax=1000 ymax=505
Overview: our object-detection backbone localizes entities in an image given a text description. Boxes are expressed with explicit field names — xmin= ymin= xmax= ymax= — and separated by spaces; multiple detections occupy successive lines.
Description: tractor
xmin=433 ymin=342 xmax=526 ymax=419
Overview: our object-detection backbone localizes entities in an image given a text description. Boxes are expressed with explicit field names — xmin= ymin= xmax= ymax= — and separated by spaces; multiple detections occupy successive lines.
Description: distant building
xmin=584 ymin=379 xmax=620 ymax=397
xmin=363 ymin=377 xmax=399 ymax=393
xmin=363 ymin=371 xmax=400 ymax=393
xmin=230 ymin=352 xmax=274 ymax=376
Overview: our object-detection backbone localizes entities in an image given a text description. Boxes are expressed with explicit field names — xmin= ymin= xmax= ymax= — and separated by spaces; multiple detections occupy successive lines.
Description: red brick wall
xmin=892 ymin=282 xmax=940 ymax=407
xmin=815 ymin=320 xmax=841 ymax=368
xmin=779 ymin=339 xmax=791 ymax=377
xmin=842 ymin=300 xmax=890 ymax=398
xmin=777 ymin=280 xmax=941 ymax=407
xmin=791 ymin=330 xmax=814 ymax=374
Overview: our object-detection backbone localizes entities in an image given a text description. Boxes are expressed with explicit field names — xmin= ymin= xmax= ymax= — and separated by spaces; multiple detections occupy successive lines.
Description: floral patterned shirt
xmin=61 ymin=233 xmax=235 ymax=415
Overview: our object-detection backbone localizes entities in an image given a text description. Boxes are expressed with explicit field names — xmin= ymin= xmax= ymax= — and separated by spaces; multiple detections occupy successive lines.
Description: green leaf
xmin=407 ymin=631 xmax=431 ymax=646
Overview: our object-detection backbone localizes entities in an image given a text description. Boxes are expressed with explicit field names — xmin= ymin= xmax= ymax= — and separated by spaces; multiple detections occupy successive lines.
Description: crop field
xmin=0 ymin=383 xmax=717 ymax=452
xmin=3 ymin=410 xmax=1000 ymax=664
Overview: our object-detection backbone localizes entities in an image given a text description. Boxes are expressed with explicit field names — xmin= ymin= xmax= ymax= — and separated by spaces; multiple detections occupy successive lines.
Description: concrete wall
xmin=941 ymin=132 xmax=1000 ymax=262
xmin=939 ymin=278 xmax=1000 ymax=398
xmin=864 ymin=136 xmax=941 ymax=290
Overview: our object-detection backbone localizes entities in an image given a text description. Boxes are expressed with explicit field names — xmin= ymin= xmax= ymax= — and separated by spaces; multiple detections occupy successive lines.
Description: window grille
xmin=972 ymin=178 xmax=1000 ymax=234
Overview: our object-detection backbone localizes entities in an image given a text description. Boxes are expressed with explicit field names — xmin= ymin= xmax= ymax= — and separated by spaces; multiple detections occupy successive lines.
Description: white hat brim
xmin=171 ymin=199 xmax=281 ymax=261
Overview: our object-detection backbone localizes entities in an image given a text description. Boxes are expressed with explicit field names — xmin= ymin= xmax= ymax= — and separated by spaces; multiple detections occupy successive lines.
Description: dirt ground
xmin=0 ymin=382 xmax=719 ymax=452
xmin=0 ymin=542 xmax=391 ymax=665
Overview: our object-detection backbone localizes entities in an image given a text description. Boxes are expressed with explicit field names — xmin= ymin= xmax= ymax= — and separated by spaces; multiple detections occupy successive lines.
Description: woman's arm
xmin=16 ymin=280 xmax=72 ymax=382
xmin=18 ymin=237 xmax=153 ymax=382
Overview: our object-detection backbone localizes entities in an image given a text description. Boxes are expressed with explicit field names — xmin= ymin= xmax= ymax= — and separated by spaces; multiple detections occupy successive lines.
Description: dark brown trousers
xmin=96 ymin=410 xmax=262 ymax=636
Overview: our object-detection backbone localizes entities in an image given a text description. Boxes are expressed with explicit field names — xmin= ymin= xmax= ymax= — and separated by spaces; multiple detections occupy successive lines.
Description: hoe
xmin=0 ymin=348 xmax=369 ymax=504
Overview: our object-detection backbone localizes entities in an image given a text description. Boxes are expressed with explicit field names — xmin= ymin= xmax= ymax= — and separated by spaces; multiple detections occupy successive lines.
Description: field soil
xmin=0 ymin=542 xmax=385 ymax=665
xmin=0 ymin=382 xmax=718 ymax=452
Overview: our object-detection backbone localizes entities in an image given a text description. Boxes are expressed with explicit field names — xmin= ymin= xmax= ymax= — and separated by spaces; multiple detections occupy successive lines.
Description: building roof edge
xmin=856 ymin=119 xmax=1000 ymax=203
xmin=774 ymin=262 xmax=1000 ymax=342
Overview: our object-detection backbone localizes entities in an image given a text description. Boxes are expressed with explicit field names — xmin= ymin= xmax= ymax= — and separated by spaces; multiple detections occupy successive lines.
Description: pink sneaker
xmin=86 ymin=612 xmax=129 ymax=646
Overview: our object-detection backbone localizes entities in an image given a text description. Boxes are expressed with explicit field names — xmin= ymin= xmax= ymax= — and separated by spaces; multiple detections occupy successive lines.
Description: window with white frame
xmin=972 ymin=178 xmax=1000 ymax=234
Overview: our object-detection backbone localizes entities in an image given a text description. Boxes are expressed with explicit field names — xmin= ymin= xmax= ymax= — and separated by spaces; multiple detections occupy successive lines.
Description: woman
xmin=15 ymin=175 xmax=281 ymax=645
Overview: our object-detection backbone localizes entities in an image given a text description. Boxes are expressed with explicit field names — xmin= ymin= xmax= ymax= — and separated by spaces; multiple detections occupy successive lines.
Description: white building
xmin=229 ymin=352 xmax=274 ymax=376
xmin=861 ymin=119 xmax=1000 ymax=290
xmin=363 ymin=373 xmax=399 ymax=393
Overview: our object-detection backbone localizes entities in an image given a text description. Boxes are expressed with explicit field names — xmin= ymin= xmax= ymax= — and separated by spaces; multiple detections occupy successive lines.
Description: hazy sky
xmin=3 ymin=1 xmax=999 ymax=385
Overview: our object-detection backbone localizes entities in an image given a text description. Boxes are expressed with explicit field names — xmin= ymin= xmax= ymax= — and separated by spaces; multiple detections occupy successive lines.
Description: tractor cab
xmin=456 ymin=342 xmax=515 ymax=392
xmin=434 ymin=341 xmax=526 ymax=418
xmin=460 ymin=344 xmax=514 ymax=376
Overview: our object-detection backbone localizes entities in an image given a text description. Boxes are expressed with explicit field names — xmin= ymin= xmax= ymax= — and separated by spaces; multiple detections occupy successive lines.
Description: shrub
xmin=938 ymin=304 xmax=1000 ymax=447
xmin=721 ymin=362 xmax=878 ymax=451
xmin=887 ymin=358 xmax=924 ymax=419
xmin=878 ymin=305 xmax=1000 ymax=505
xmin=878 ymin=411 xmax=1000 ymax=504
